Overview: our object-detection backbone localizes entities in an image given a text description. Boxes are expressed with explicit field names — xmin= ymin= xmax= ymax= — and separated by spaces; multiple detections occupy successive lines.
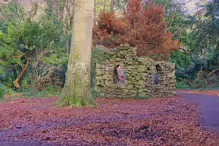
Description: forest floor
xmin=179 ymin=89 xmax=219 ymax=96
xmin=0 ymin=94 xmax=219 ymax=146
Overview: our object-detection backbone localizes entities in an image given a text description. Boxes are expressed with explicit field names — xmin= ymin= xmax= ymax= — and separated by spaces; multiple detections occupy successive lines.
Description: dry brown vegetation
xmin=0 ymin=96 xmax=219 ymax=145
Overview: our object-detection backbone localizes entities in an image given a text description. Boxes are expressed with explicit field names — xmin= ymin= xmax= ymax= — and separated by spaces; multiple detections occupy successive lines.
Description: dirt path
xmin=0 ymin=96 xmax=219 ymax=145
xmin=179 ymin=92 xmax=219 ymax=134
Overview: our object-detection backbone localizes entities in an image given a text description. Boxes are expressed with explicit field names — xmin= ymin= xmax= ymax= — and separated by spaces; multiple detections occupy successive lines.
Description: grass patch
xmin=0 ymin=84 xmax=5 ymax=102
xmin=5 ymin=86 xmax=61 ymax=99
xmin=22 ymin=86 xmax=61 ymax=98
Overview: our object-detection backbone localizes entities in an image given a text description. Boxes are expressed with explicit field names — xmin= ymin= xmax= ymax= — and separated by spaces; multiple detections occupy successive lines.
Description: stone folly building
xmin=95 ymin=45 xmax=176 ymax=98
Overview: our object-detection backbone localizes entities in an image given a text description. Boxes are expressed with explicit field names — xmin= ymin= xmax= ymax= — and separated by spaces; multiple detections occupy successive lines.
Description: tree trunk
xmin=104 ymin=0 xmax=106 ymax=11
xmin=13 ymin=57 xmax=30 ymax=89
xmin=110 ymin=0 xmax=114 ymax=12
xmin=59 ymin=0 xmax=95 ymax=107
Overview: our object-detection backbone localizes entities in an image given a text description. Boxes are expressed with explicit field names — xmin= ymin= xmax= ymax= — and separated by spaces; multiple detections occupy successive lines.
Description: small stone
xmin=105 ymin=80 xmax=113 ymax=86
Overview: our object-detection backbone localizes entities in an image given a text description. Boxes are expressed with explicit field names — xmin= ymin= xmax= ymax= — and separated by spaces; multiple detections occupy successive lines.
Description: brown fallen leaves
xmin=179 ymin=90 xmax=219 ymax=96
xmin=0 ymin=96 xmax=218 ymax=145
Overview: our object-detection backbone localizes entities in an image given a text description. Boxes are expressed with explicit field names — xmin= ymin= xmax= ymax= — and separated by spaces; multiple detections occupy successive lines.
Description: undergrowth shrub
xmin=22 ymin=85 xmax=61 ymax=98
xmin=176 ymin=80 xmax=190 ymax=89
xmin=190 ymin=79 xmax=207 ymax=89
xmin=189 ymin=71 xmax=207 ymax=89
xmin=0 ymin=84 xmax=4 ymax=101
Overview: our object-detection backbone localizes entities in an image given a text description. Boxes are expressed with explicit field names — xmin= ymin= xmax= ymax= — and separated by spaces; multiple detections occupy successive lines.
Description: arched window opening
xmin=113 ymin=65 xmax=120 ymax=84
xmin=113 ymin=65 xmax=125 ymax=85
xmin=156 ymin=64 xmax=162 ymax=72
xmin=153 ymin=64 xmax=161 ymax=85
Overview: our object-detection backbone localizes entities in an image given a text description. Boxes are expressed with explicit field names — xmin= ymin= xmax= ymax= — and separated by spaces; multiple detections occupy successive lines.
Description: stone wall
xmin=95 ymin=44 xmax=176 ymax=98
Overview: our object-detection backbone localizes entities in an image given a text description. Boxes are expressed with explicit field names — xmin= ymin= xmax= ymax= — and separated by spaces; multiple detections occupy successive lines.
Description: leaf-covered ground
xmin=0 ymin=96 xmax=219 ymax=145
xmin=180 ymin=90 xmax=219 ymax=96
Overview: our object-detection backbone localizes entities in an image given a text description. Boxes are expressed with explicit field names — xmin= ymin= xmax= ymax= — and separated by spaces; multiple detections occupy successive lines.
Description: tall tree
xmin=94 ymin=0 xmax=179 ymax=60
xmin=59 ymin=0 xmax=95 ymax=107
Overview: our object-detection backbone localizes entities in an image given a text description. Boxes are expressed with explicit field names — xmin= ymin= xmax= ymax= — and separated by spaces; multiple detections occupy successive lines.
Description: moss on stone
xmin=94 ymin=45 xmax=176 ymax=99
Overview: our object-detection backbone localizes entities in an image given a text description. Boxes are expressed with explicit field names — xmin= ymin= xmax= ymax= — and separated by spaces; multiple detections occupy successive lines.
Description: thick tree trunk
xmin=59 ymin=0 xmax=95 ymax=107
